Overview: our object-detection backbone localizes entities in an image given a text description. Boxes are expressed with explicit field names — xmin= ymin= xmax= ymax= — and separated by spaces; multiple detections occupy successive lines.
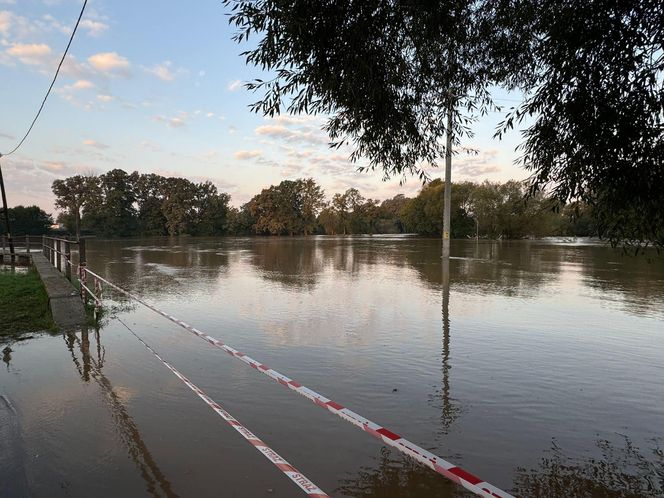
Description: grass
xmin=0 ymin=267 xmax=55 ymax=337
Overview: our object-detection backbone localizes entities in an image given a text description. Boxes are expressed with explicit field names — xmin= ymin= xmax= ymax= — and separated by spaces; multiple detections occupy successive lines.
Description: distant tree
xmin=52 ymin=175 xmax=96 ymax=238
xmin=135 ymin=173 xmax=167 ymax=236
xmin=317 ymin=204 xmax=340 ymax=235
xmin=248 ymin=178 xmax=324 ymax=235
xmin=191 ymin=182 xmax=231 ymax=235
xmin=0 ymin=206 xmax=53 ymax=236
xmin=228 ymin=206 xmax=255 ymax=235
xmin=299 ymin=178 xmax=325 ymax=235
xmin=378 ymin=194 xmax=410 ymax=233
xmin=91 ymin=169 xmax=139 ymax=237
xmin=331 ymin=193 xmax=349 ymax=235
xmin=161 ymin=177 xmax=198 ymax=236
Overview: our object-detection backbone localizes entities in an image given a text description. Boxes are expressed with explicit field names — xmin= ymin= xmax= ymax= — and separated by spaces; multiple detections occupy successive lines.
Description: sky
xmin=0 ymin=0 xmax=530 ymax=214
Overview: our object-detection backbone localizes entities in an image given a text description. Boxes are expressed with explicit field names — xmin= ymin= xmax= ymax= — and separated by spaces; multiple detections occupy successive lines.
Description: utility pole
xmin=442 ymin=93 xmax=454 ymax=259
xmin=0 ymin=156 xmax=15 ymax=263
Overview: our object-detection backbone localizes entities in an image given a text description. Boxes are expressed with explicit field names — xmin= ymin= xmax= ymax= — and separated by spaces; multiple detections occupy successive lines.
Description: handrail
xmin=43 ymin=236 xmax=80 ymax=244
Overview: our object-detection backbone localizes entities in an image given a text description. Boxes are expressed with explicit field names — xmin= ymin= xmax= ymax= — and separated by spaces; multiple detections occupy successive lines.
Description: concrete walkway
xmin=31 ymin=253 xmax=87 ymax=328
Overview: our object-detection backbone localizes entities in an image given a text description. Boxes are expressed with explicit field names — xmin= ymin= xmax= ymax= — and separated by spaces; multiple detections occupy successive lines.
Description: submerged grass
xmin=0 ymin=267 xmax=55 ymax=336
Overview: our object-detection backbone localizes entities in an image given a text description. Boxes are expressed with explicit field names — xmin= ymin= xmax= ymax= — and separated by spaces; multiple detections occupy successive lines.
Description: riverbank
xmin=0 ymin=267 xmax=55 ymax=338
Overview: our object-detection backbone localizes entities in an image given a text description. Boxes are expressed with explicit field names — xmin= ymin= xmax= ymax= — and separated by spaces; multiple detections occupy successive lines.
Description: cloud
xmin=68 ymin=79 xmax=94 ymax=90
xmin=153 ymin=115 xmax=187 ymax=128
xmin=0 ymin=10 xmax=11 ymax=35
xmin=227 ymin=79 xmax=242 ymax=91
xmin=234 ymin=149 xmax=262 ymax=160
xmin=455 ymin=148 xmax=502 ymax=178
xmin=88 ymin=51 xmax=129 ymax=74
xmin=96 ymin=94 xmax=113 ymax=102
xmin=82 ymin=139 xmax=108 ymax=149
xmin=255 ymin=123 xmax=328 ymax=146
xmin=79 ymin=19 xmax=108 ymax=37
xmin=5 ymin=42 xmax=51 ymax=65
xmin=143 ymin=60 xmax=185 ymax=81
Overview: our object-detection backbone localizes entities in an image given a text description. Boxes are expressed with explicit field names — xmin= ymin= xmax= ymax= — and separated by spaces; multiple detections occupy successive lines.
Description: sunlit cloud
xmin=234 ymin=149 xmax=262 ymax=160
xmin=88 ymin=51 xmax=129 ymax=75
xmin=82 ymin=139 xmax=108 ymax=149
xmin=96 ymin=94 xmax=113 ymax=102
xmin=67 ymin=79 xmax=94 ymax=90
xmin=5 ymin=42 xmax=51 ymax=65
xmin=143 ymin=60 xmax=186 ymax=82
xmin=79 ymin=18 xmax=108 ymax=37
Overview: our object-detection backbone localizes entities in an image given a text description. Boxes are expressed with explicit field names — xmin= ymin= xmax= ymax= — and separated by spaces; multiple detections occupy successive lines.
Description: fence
xmin=1 ymin=235 xmax=43 ymax=264
xmin=40 ymin=236 xmax=102 ymax=316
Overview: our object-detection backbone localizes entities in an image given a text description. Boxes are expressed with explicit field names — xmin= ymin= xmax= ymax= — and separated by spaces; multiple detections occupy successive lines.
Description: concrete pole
xmin=442 ymin=97 xmax=454 ymax=259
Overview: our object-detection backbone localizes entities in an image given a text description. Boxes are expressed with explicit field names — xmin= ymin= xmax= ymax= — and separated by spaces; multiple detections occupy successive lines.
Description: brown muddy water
xmin=1 ymin=237 xmax=663 ymax=498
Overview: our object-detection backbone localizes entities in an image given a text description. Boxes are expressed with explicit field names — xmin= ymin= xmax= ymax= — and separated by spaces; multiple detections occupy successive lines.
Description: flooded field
xmin=2 ymin=237 xmax=663 ymax=497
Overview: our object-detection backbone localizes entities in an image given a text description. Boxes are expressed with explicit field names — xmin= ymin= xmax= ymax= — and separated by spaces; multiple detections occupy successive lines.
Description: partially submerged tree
xmin=52 ymin=175 xmax=95 ymax=239
xmin=225 ymin=0 xmax=664 ymax=249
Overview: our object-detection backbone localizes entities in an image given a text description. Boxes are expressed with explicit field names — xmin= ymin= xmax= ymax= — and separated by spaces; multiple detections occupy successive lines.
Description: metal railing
xmin=1 ymin=235 xmax=43 ymax=264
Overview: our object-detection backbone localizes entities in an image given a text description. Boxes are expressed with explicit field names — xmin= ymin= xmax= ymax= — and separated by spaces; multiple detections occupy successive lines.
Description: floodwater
xmin=1 ymin=237 xmax=663 ymax=498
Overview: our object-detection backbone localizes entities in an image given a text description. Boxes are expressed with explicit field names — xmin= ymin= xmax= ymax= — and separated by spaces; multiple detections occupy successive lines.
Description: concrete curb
xmin=31 ymin=253 xmax=87 ymax=328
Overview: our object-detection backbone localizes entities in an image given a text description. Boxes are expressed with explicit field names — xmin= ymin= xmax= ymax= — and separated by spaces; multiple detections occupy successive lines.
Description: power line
xmin=0 ymin=0 xmax=88 ymax=158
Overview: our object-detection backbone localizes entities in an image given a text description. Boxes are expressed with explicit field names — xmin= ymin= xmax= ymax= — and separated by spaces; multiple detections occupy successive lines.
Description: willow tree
xmin=226 ymin=0 xmax=500 ymax=255
xmin=225 ymin=0 xmax=664 ymax=250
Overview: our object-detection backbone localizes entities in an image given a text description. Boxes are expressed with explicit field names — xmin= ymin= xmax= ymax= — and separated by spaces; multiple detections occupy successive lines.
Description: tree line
xmin=50 ymin=169 xmax=595 ymax=239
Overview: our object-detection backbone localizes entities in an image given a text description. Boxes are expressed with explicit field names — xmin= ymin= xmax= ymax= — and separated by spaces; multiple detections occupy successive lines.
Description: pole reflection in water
xmin=63 ymin=329 xmax=179 ymax=498
xmin=439 ymin=255 xmax=460 ymax=434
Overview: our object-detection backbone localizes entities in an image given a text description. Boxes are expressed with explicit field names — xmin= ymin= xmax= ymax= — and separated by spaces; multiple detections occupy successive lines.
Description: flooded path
xmin=2 ymin=237 xmax=663 ymax=497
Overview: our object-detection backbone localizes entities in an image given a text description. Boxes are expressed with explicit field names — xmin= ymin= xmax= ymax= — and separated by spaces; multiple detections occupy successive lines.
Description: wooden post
xmin=26 ymin=235 xmax=30 ymax=254
xmin=42 ymin=235 xmax=46 ymax=257
xmin=56 ymin=239 xmax=62 ymax=271
xmin=64 ymin=239 xmax=72 ymax=281
xmin=50 ymin=238 xmax=55 ymax=265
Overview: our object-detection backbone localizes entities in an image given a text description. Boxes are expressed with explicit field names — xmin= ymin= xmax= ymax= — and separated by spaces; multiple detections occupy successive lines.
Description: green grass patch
xmin=0 ymin=267 xmax=56 ymax=337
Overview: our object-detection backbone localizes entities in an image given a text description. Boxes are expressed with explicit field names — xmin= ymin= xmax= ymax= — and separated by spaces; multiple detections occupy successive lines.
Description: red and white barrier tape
xmin=116 ymin=317 xmax=328 ymax=498
xmin=87 ymin=268 xmax=514 ymax=498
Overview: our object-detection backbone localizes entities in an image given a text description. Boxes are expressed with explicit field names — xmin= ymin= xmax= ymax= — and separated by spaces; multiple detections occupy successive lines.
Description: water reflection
xmin=513 ymin=436 xmax=664 ymax=497
xmin=63 ymin=329 xmax=178 ymax=498
xmin=87 ymin=238 xmax=664 ymax=315
xmin=248 ymin=238 xmax=324 ymax=289
xmin=431 ymin=256 xmax=461 ymax=434
xmin=336 ymin=447 xmax=473 ymax=497
xmin=87 ymin=237 xmax=230 ymax=296
xmin=339 ymin=435 xmax=664 ymax=498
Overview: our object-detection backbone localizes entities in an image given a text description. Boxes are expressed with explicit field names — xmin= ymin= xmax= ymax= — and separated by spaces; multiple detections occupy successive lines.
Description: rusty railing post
xmin=78 ymin=238 xmax=87 ymax=303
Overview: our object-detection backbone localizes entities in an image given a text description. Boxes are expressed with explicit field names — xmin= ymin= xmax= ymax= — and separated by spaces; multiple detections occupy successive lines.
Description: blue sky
xmin=0 ymin=0 xmax=529 ymax=214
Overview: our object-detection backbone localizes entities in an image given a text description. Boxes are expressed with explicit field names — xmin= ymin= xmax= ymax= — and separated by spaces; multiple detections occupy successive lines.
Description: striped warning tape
xmin=116 ymin=317 xmax=328 ymax=498
xmin=87 ymin=268 xmax=514 ymax=498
